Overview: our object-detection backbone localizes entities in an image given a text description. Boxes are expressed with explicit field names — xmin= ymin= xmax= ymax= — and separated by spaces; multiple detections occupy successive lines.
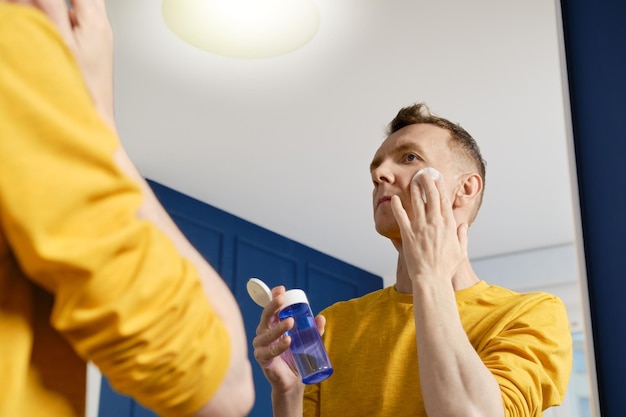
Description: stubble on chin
xmin=374 ymin=214 xmax=401 ymax=241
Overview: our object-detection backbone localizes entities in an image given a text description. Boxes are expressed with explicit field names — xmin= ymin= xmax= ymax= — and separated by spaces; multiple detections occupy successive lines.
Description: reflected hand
xmin=19 ymin=0 xmax=115 ymax=127
xmin=253 ymin=285 xmax=300 ymax=392
xmin=253 ymin=286 xmax=326 ymax=394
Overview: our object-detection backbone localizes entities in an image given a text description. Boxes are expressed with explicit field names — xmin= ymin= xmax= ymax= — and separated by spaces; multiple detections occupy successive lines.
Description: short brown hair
xmin=387 ymin=102 xmax=487 ymax=222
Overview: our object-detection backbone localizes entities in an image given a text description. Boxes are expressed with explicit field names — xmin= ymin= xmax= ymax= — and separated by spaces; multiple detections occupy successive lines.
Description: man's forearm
xmin=412 ymin=281 xmax=504 ymax=417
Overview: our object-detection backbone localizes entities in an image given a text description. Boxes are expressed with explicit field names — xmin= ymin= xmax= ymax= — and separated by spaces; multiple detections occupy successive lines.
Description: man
xmin=253 ymin=103 xmax=573 ymax=416
xmin=0 ymin=1 xmax=253 ymax=416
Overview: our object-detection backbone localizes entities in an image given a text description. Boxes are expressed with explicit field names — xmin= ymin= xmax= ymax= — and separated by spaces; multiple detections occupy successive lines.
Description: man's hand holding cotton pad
xmin=412 ymin=167 xmax=443 ymax=203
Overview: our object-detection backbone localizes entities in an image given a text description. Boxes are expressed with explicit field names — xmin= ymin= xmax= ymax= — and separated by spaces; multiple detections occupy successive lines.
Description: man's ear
xmin=453 ymin=173 xmax=483 ymax=209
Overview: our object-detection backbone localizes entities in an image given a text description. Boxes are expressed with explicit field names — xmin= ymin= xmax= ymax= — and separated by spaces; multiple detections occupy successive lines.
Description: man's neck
xmin=393 ymin=254 xmax=480 ymax=294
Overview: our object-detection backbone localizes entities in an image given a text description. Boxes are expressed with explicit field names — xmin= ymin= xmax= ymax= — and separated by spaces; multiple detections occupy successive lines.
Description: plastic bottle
xmin=278 ymin=289 xmax=333 ymax=384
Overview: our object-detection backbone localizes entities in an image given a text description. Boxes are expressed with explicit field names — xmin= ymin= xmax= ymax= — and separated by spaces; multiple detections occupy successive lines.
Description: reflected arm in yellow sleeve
xmin=0 ymin=5 xmax=235 ymax=416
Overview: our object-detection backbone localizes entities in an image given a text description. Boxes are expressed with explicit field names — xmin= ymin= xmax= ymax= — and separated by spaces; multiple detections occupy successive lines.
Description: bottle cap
xmin=280 ymin=289 xmax=309 ymax=311
xmin=247 ymin=278 xmax=272 ymax=307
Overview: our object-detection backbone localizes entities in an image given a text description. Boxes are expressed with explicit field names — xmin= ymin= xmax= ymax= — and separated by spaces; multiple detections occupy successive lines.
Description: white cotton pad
xmin=412 ymin=167 xmax=443 ymax=203
xmin=247 ymin=278 xmax=273 ymax=307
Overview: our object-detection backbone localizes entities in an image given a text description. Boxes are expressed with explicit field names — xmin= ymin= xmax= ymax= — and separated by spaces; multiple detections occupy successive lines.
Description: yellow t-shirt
xmin=0 ymin=5 xmax=230 ymax=417
xmin=304 ymin=282 xmax=573 ymax=417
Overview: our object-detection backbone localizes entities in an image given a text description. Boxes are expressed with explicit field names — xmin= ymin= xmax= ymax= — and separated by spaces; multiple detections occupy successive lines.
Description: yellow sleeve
xmin=0 ymin=5 xmax=230 ymax=416
xmin=483 ymin=296 xmax=573 ymax=417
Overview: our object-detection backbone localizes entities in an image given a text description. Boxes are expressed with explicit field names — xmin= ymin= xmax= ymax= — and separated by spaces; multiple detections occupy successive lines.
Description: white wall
xmin=471 ymin=242 xmax=584 ymax=332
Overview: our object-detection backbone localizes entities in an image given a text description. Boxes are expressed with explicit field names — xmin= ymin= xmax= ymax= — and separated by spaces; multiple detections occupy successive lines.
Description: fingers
xmin=315 ymin=314 xmax=326 ymax=337
xmin=252 ymin=318 xmax=293 ymax=366
xmin=34 ymin=0 xmax=73 ymax=42
xmin=415 ymin=172 xmax=445 ymax=220
xmin=253 ymin=286 xmax=293 ymax=366
xmin=254 ymin=313 xmax=292 ymax=348
xmin=70 ymin=0 xmax=110 ymax=28
xmin=390 ymin=194 xmax=412 ymax=238
xmin=36 ymin=0 xmax=112 ymax=49
xmin=255 ymin=286 xmax=284 ymax=329
xmin=409 ymin=176 xmax=427 ymax=221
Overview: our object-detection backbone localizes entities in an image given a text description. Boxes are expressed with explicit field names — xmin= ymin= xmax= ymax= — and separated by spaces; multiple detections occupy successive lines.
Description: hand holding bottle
xmin=250 ymin=279 xmax=331 ymax=393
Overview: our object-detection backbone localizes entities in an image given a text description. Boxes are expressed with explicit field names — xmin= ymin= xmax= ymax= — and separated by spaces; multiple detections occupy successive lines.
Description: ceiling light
xmin=162 ymin=0 xmax=320 ymax=59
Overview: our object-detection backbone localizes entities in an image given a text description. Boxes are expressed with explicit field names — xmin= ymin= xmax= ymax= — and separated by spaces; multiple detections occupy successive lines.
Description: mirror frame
xmin=558 ymin=0 xmax=626 ymax=416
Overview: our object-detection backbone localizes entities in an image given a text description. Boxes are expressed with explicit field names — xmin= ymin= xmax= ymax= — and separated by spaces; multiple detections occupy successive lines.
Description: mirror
xmin=98 ymin=0 xmax=600 ymax=416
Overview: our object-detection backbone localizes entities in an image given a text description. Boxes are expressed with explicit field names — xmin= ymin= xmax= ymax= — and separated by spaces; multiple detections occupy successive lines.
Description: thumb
xmin=315 ymin=314 xmax=326 ymax=337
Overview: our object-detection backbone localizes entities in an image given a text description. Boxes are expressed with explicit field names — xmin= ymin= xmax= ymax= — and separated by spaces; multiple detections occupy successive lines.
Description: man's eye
xmin=405 ymin=154 xmax=417 ymax=162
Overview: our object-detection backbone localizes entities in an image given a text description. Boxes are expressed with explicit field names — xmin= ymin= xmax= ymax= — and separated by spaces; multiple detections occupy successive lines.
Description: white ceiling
xmin=106 ymin=0 xmax=576 ymax=285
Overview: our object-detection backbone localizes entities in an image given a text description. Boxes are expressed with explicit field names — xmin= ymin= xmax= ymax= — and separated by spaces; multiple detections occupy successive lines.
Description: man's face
xmin=370 ymin=123 xmax=457 ymax=242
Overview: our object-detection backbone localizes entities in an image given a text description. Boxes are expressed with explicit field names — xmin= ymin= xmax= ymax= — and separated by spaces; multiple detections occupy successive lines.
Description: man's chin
xmin=375 ymin=224 xmax=401 ymax=241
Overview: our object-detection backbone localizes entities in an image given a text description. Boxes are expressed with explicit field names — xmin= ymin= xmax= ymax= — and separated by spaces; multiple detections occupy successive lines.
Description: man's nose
xmin=371 ymin=161 xmax=395 ymax=184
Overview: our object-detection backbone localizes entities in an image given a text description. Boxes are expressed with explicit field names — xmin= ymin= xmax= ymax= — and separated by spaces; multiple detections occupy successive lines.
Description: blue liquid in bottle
xmin=279 ymin=292 xmax=333 ymax=384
